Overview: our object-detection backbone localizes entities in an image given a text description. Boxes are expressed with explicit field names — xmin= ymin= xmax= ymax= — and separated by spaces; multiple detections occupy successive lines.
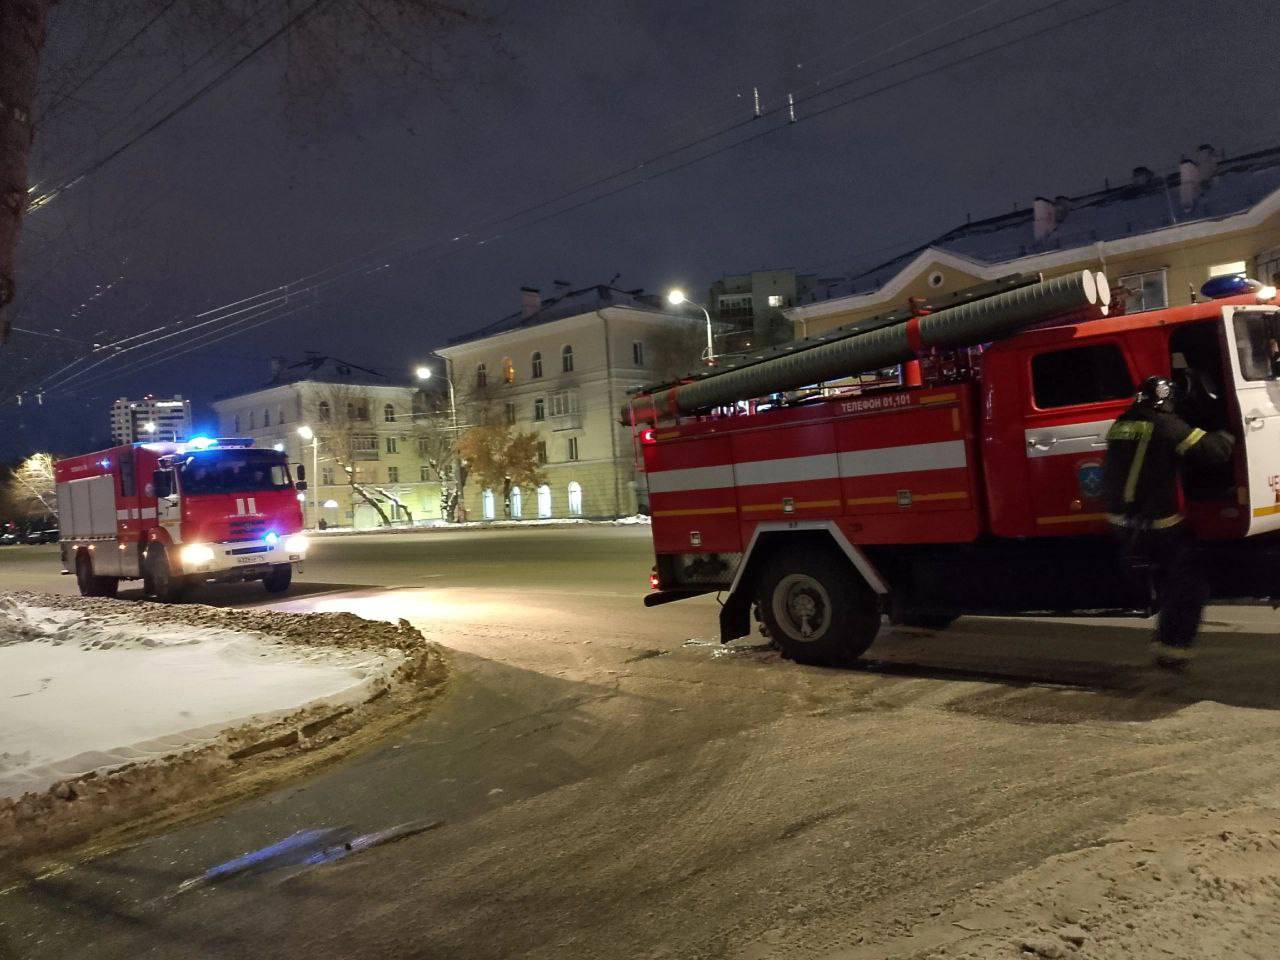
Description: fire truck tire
xmin=263 ymin=564 xmax=293 ymax=593
xmin=756 ymin=547 xmax=880 ymax=666
xmin=144 ymin=546 xmax=187 ymax=603
xmin=75 ymin=552 xmax=118 ymax=598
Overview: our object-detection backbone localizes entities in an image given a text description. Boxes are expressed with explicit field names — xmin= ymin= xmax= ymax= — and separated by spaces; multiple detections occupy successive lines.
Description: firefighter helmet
xmin=1135 ymin=375 xmax=1176 ymax=412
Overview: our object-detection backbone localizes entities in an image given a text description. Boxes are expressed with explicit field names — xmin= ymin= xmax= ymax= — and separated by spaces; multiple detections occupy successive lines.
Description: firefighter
xmin=1102 ymin=376 xmax=1235 ymax=670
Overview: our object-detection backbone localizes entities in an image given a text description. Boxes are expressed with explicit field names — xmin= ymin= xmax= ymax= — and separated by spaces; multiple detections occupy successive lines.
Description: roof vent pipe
xmin=1179 ymin=158 xmax=1202 ymax=211
xmin=520 ymin=286 xmax=541 ymax=318
xmin=1033 ymin=196 xmax=1057 ymax=241
xmin=1132 ymin=166 xmax=1155 ymax=187
xmin=1196 ymin=143 xmax=1218 ymax=179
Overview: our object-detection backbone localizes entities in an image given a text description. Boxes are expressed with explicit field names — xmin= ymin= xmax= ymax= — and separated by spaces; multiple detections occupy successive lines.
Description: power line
xmin=18 ymin=0 xmax=1137 ymax=403
xmin=28 ymin=0 xmax=327 ymax=213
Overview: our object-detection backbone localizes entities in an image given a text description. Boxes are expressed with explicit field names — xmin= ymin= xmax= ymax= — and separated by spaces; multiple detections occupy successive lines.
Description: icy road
xmin=2 ymin=527 xmax=1280 ymax=959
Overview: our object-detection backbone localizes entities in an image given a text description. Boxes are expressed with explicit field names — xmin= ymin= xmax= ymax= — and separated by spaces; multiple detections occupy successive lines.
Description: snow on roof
xmin=445 ymin=283 xmax=666 ymax=346
xmin=804 ymin=145 xmax=1280 ymax=304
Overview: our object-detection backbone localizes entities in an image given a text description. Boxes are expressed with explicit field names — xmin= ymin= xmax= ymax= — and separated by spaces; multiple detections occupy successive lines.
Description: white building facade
xmin=437 ymin=285 xmax=704 ymax=521
xmin=210 ymin=358 xmax=443 ymax=529
xmin=110 ymin=395 xmax=192 ymax=444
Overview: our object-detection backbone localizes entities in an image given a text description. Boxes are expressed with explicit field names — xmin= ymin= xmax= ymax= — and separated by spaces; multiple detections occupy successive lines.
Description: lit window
xmin=632 ymin=341 xmax=644 ymax=366
xmin=482 ymin=489 xmax=495 ymax=520
xmin=1209 ymin=261 xmax=1248 ymax=278
xmin=1116 ymin=269 xmax=1168 ymax=313
xmin=531 ymin=352 xmax=543 ymax=378
xmin=767 ymin=295 xmax=783 ymax=308
xmin=502 ymin=358 xmax=515 ymax=384
xmin=568 ymin=481 xmax=583 ymax=517
xmin=562 ymin=345 xmax=574 ymax=373
xmin=510 ymin=486 xmax=523 ymax=519
xmin=567 ymin=436 xmax=579 ymax=461
xmin=537 ymin=484 xmax=552 ymax=518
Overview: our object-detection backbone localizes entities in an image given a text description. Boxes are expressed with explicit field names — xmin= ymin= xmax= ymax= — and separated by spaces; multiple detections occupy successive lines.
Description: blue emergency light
xmin=1201 ymin=275 xmax=1261 ymax=300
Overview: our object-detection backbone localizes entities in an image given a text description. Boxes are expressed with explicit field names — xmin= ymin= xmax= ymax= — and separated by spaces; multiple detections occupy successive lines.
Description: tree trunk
xmin=349 ymin=479 xmax=393 ymax=526
xmin=0 ymin=0 xmax=51 ymax=343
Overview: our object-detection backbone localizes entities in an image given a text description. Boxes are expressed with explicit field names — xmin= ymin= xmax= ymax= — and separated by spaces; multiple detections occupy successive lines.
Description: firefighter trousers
xmin=1117 ymin=524 xmax=1208 ymax=650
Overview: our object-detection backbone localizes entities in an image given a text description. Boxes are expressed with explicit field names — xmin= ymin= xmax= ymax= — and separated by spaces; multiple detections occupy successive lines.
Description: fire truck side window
xmin=1231 ymin=311 xmax=1280 ymax=381
xmin=1030 ymin=344 xmax=1133 ymax=409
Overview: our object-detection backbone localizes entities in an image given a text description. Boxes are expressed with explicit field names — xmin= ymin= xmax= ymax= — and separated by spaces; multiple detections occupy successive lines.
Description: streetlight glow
xmin=415 ymin=365 xmax=432 ymax=381
xmin=297 ymin=424 xmax=314 ymax=441
xmin=142 ymin=421 xmax=156 ymax=434
xmin=667 ymin=289 xmax=687 ymax=306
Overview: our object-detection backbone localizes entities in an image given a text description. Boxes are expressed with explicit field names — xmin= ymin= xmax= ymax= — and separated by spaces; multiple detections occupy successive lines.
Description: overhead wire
xmin=20 ymin=0 xmax=1136 ymax=402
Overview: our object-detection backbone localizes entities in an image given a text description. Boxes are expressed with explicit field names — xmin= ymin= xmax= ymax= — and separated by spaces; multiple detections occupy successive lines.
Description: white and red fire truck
xmin=631 ymin=271 xmax=1280 ymax=665
xmin=55 ymin=436 xmax=309 ymax=601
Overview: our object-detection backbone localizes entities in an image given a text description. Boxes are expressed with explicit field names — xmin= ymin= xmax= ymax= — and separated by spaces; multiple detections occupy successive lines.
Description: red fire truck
xmin=55 ymin=436 xmax=309 ymax=601
xmin=631 ymin=271 xmax=1280 ymax=665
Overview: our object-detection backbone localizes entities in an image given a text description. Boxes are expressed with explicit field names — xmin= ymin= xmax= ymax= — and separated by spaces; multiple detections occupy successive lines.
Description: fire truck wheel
xmin=145 ymin=546 xmax=187 ymax=603
xmin=757 ymin=548 xmax=880 ymax=666
xmin=75 ymin=551 xmax=118 ymax=598
xmin=263 ymin=564 xmax=293 ymax=593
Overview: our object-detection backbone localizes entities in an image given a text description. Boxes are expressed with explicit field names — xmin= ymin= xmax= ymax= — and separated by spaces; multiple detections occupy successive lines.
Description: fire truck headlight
xmin=284 ymin=535 xmax=309 ymax=555
xmin=180 ymin=543 xmax=216 ymax=567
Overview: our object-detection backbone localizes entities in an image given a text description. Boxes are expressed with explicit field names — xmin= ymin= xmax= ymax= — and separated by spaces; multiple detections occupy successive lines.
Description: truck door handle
xmin=1027 ymin=436 xmax=1058 ymax=451
xmin=1246 ymin=415 xmax=1265 ymax=428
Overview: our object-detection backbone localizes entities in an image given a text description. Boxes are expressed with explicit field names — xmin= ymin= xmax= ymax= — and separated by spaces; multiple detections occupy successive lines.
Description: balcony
xmin=550 ymin=412 xmax=583 ymax=431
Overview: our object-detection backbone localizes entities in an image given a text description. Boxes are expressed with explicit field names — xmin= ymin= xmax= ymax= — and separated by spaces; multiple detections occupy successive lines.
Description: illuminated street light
xmin=142 ymin=421 xmax=156 ymax=434
xmin=415 ymin=360 xmax=462 ymax=522
xmin=296 ymin=424 xmax=314 ymax=441
xmin=296 ymin=425 xmax=318 ymax=528
xmin=666 ymin=288 xmax=715 ymax=364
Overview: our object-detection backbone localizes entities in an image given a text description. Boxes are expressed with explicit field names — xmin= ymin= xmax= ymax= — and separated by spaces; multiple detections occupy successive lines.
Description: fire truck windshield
xmin=176 ymin=449 xmax=293 ymax=496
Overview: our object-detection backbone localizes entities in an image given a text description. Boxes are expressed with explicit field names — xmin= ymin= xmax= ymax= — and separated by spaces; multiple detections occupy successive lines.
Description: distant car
xmin=36 ymin=528 xmax=59 ymax=544
xmin=0 ymin=532 xmax=18 ymax=546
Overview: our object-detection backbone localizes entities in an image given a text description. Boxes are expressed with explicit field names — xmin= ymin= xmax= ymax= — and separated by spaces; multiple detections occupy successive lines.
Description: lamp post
xmin=416 ymin=361 xmax=461 ymax=522
xmin=667 ymin=288 xmax=715 ymax=363
xmin=296 ymin=424 xmax=319 ymax=529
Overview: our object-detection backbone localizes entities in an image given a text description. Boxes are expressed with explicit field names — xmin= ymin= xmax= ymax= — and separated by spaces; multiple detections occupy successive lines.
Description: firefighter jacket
xmin=1102 ymin=404 xmax=1235 ymax=528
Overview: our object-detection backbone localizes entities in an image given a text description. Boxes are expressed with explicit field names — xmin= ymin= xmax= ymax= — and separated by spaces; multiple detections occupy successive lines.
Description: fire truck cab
xmin=55 ymin=437 xmax=309 ymax=601
xmin=636 ymin=282 xmax=1280 ymax=666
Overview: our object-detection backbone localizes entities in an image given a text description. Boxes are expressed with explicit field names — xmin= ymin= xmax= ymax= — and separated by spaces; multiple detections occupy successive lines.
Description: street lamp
xmin=296 ymin=424 xmax=319 ymax=530
xmin=416 ymin=360 xmax=461 ymax=522
xmin=668 ymin=288 xmax=715 ymax=363
xmin=142 ymin=421 xmax=156 ymax=435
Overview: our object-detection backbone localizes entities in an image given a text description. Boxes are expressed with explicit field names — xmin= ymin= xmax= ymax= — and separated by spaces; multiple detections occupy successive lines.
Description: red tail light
xmin=649 ymin=568 xmax=660 ymax=590
xmin=640 ymin=428 xmax=656 ymax=444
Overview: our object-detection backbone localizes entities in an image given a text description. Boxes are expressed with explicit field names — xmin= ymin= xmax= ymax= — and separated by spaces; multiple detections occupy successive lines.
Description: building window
xmin=1256 ymin=248 xmax=1280 ymax=288
xmin=632 ymin=341 xmax=644 ymax=366
xmin=385 ymin=436 xmax=398 ymax=454
xmin=568 ymin=481 xmax=583 ymax=517
xmin=321 ymin=466 xmax=335 ymax=485
xmin=249 ymin=410 xmax=257 ymax=429
xmin=537 ymin=484 xmax=552 ymax=518
xmin=476 ymin=363 xmax=487 ymax=388
xmin=1031 ymin=344 xmax=1133 ymax=409
xmin=277 ymin=406 xmax=284 ymax=426
xmin=531 ymin=351 xmax=543 ymax=378
xmin=717 ymin=294 xmax=753 ymax=320
xmin=353 ymin=435 xmax=378 ymax=453
xmin=505 ymin=401 xmax=516 ymax=425
xmin=767 ymin=294 xmax=783 ymax=308
xmin=384 ymin=403 xmax=395 ymax=422
xmin=387 ymin=466 xmax=399 ymax=483
xmin=318 ymin=401 xmax=331 ymax=422
xmin=510 ymin=486 xmax=523 ymax=519
xmin=263 ymin=409 xmax=271 ymax=427
xmin=1209 ymin=261 xmax=1248 ymax=279
xmin=534 ymin=397 xmax=545 ymax=421
xmin=536 ymin=440 xmax=547 ymax=464
xmin=482 ymin=488 xmax=495 ymax=520
xmin=1116 ymin=269 xmax=1167 ymax=313
xmin=567 ymin=436 xmax=579 ymax=461
xmin=502 ymin=357 xmax=515 ymax=384
xmin=549 ymin=390 xmax=578 ymax=417
xmin=420 ymin=464 xmax=431 ymax=482
xmin=562 ymin=344 xmax=574 ymax=373
xmin=233 ymin=414 xmax=240 ymax=432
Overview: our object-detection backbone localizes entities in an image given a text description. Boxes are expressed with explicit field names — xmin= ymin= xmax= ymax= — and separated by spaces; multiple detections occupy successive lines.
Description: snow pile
xmin=0 ymin=595 xmax=403 ymax=799
xmin=312 ymin=514 xmax=651 ymax=536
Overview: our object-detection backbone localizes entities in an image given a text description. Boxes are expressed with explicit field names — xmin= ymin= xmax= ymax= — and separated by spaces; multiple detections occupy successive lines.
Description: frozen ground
xmin=0 ymin=597 xmax=401 ymax=799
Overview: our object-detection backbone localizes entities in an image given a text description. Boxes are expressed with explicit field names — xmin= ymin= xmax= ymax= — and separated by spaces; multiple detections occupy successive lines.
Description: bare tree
xmin=313 ymin=383 xmax=392 ymax=527
xmin=647 ymin=323 xmax=707 ymax=383
xmin=411 ymin=393 xmax=462 ymax=522
xmin=1 ymin=0 xmax=499 ymax=343
xmin=5 ymin=450 xmax=56 ymax=520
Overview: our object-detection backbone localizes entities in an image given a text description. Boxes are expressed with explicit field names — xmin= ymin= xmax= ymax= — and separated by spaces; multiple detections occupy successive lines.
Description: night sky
xmin=1 ymin=0 xmax=1273 ymax=459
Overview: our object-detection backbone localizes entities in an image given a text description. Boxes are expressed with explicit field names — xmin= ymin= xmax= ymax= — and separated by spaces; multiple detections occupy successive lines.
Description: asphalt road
xmin=3 ymin=528 xmax=1280 ymax=959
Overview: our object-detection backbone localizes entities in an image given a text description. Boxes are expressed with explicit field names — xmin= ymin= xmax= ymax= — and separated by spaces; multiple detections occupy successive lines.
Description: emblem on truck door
xmin=1078 ymin=460 xmax=1105 ymax=500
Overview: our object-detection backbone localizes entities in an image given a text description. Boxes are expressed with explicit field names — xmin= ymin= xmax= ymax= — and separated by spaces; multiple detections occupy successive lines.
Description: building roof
xmin=211 ymin=354 xmax=424 ymax=403
xmin=802 ymin=145 xmax=1280 ymax=305
xmin=444 ymin=283 xmax=667 ymax=347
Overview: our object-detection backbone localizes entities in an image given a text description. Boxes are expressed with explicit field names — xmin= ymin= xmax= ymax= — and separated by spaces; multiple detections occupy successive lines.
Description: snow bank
xmin=0 ymin=596 xmax=402 ymax=799
xmin=311 ymin=514 xmax=651 ymax=536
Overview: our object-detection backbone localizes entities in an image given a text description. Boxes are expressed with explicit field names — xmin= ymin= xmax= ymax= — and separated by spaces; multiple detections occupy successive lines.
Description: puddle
xmin=681 ymin=638 xmax=775 ymax=659
xmin=624 ymin=649 xmax=669 ymax=663
xmin=176 ymin=818 xmax=442 ymax=893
